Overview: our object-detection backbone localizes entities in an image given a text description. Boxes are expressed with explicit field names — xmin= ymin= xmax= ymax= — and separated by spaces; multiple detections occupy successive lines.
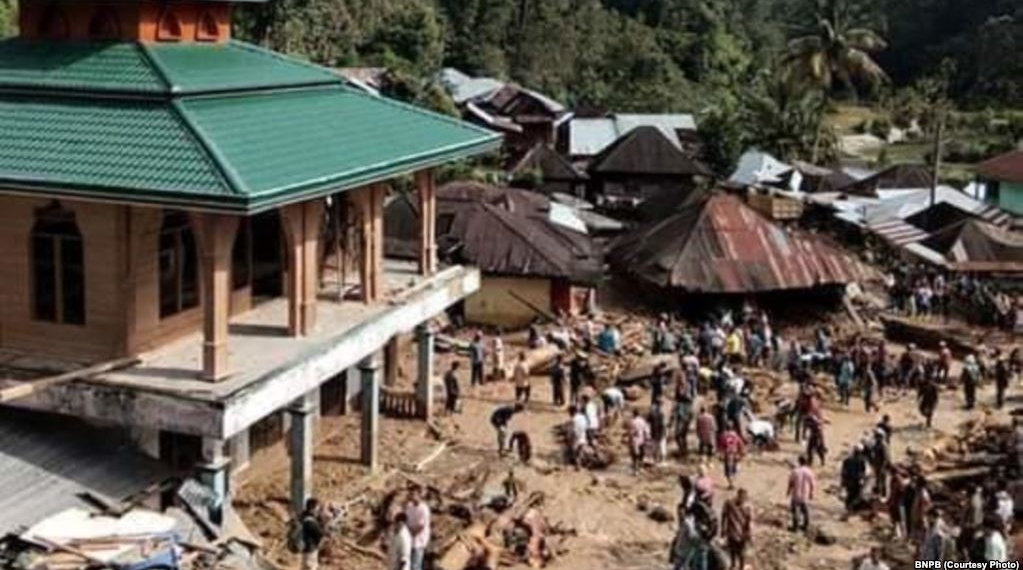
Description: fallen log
xmin=486 ymin=491 xmax=545 ymax=539
xmin=415 ymin=442 xmax=449 ymax=472
xmin=339 ymin=538 xmax=385 ymax=561
xmin=617 ymin=354 xmax=678 ymax=385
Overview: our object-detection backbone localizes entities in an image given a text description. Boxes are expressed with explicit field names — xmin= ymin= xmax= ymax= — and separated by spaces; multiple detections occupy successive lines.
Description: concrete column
xmin=415 ymin=170 xmax=438 ymax=276
xmin=191 ymin=213 xmax=240 ymax=381
xmin=384 ymin=336 xmax=400 ymax=387
xmin=416 ymin=324 xmax=435 ymax=420
xmin=229 ymin=429 xmax=251 ymax=475
xmin=289 ymin=393 xmax=316 ymax=515
xmin=360 ymin=355 xmax=381 ymax=471
xmin=198 ymin=438 xmax=231 ymax=526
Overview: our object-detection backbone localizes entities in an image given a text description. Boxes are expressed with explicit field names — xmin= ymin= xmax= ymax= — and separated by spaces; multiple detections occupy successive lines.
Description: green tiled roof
xmin=144 ymin=41 xmax=340 ymax=94
xmin=0 ymin=39 xmax=501 ymax=212
xmin=0 ymin=40 xmax=165 ymax=93
xmin=181 ymin=86 xmax=499 ymax=203
xmin=0 ymin=94 xmax=227 ymax=195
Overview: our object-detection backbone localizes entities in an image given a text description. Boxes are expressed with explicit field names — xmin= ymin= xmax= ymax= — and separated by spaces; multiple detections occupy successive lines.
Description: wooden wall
xmin=0 ymin=196 xmax=126 ymax=360
xmin=0 ymin=197 xmax=263 ymax=362
xmin=18 ymin=0 xmax=231 ymax=43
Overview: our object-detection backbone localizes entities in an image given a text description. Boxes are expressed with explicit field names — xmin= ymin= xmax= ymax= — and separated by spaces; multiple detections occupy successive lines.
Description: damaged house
xmin=386 ymin=183 xmax=602 ymax=328
xmin=439 ymin=68 xmax=571 ymax=162
xmin=0 ymin=0 xmax=500 ymax=550
xmin=610 ymin=193 xmax=876 ymax=299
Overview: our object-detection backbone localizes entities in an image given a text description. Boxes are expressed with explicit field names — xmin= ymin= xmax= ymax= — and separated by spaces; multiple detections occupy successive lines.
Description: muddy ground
xmin=236 ymin=321 xmax=1020 ymax=570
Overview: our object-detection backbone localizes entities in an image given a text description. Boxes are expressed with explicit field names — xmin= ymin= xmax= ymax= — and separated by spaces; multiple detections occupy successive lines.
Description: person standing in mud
xmin=918 ymin=376 xmax=940 ymax=428
xmin=962 ymin=354 xmax=980 ymax=410
xmin=721 ymin=488 xmax=753 ymax=570
xmin=718 ymin=421 xmax=745 ymax=490
xmin=804 ymin=412 xmax=827 ymax=466
xmin=994 ymin=356 xmax=1010 ymax=409
xmin=671 ymin=375 xmax=695 ymax=459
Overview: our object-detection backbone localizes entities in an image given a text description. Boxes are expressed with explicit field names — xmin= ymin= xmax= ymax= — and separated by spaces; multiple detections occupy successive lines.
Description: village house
xmin=610 ymin=192 xmax=877 ymax=300
xmin=386 ymin=182 xmax=602 ymax=328
xmin=563 ymin=112 xmax=701 ymax=165
xmin=977 ymin=149 xmax=1023 ymax=216
xmin=0 ymin=0 xmax=500 ymax=530
xmin=585 ymin=125 xmax=711 ymax=212
xmin=439 ymin=68 xmax=571 ymax=162
xmin=508 ymin=143 xmax=588 ymax=197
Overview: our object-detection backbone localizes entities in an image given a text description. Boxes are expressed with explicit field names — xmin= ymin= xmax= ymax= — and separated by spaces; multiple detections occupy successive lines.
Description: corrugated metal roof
xmin=568 ymin=113 xmax=697 ymax=157
xmin=610 ymin=193 xmax=877 ymax=293
xmin=977 ymin=150 xmax=1023 ymax=184
xmin=589 ymin=126 xmax=710 ymax=176
xmin=0 ymin=411 xmax=169 ymax=535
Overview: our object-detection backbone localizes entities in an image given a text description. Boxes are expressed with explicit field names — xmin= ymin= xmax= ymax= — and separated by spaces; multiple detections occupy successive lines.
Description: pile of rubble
xmin=324 ymin=466 xmax=575 ymax=570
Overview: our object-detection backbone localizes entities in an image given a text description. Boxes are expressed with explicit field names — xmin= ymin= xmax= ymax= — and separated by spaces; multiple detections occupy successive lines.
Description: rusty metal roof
xmin=610 ymin=193 xmax=878 ymax=293
xmin=977 ymin=150 xmax=1023 ymax=183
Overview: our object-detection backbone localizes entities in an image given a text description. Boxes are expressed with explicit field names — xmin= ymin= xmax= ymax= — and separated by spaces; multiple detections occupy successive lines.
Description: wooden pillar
xmin=281 ymin=201 xmax=323 ymax=336
xmin=415 ymin=170 xmax=438 ymax=276
xmin=351 ymin=185 xmax=386 ymax=304
xmin=191 ymin=212 xmax=240 ymax=382
xmin=301 ymin=201 xmax=321 ymax=334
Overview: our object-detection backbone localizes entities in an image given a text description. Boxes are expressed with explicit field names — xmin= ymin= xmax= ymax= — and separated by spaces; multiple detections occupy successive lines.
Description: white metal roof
xmin=0 ymin=411 xmax=169 ymax=535
xmin=568 ymin=113 xmax=697 ymax=157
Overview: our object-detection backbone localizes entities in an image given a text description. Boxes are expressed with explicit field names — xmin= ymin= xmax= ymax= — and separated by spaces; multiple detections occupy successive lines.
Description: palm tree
xmin=784 ymin=0 xmax=888 ymax=160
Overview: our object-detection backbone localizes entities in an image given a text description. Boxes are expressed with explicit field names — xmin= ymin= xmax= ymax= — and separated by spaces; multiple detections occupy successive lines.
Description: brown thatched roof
xmin=385 ymin=183 xmax=601 ymax=283
xmin=589 ymin=126 xmax=710 ymax=177
xmin=609 ymin=193 xmax=877 ymax=294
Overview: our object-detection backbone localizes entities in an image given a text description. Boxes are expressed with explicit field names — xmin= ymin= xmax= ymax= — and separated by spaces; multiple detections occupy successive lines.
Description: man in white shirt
xmin=583 ymin=395 xmax=601 ymax=440
xmin=404 ymin=487 xmax=431 ymax=570
xmin=857 ymin=547 xmax=889 ymax=570
xmin=569 ymin=405 xmax=588 ymax=466
xmin=388 ymin=513 xmax=412 ymax=570
xmin=984 ymin=521 xmax=1008 ymax=561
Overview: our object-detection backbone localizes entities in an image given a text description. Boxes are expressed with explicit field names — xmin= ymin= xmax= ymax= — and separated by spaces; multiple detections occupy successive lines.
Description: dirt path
xmin=236 ymin=335 xmax=1017 ymax=570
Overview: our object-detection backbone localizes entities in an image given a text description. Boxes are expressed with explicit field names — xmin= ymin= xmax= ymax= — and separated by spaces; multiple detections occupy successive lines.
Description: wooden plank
xmin=0 ymin=357 xmax=140 ymax=403
xmin=507 ymin=290 xmax=557 ymax=322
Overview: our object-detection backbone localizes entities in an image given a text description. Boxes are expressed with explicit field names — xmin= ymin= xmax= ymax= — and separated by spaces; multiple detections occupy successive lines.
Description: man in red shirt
xmin=718 ymin=421 xmax=746 ymax=490
xmin=786 ymin=454 xmax=817 ymax=532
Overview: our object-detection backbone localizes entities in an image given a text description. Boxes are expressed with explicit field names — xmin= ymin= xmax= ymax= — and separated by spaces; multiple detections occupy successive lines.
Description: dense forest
xmin=0 ymin=0 xmax=1018 ymax=170
xmin=223 ymin=0 xmax=1023 ymax=109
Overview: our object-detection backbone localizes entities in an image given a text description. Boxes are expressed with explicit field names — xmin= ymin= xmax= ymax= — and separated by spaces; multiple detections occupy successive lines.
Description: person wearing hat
xmin=961 ymin=354 xmax=980 ymax=410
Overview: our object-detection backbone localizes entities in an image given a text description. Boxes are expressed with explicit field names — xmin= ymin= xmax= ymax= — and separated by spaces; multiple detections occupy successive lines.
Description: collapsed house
xmin=609 ymin=193 xmax=876 ymax=297
xmin=385 ymin=183 xmax=602 ymax=328
xmin=439 ymin=68 xmax=571 ymax=162
xmin=0 ymin=0 xmax=502 ymax=553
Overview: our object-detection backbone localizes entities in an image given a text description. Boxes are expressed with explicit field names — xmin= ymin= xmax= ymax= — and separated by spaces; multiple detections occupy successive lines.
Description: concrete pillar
xmin=198 ymin=438 xmax=231 ymax=526
xmin=415 ymin=170 xmax=438 ymax=276
xmin=360 ymin=355 xmax=381 ymax=471
xmin=289 ymin=393 xmax=316 ymax=515
xmin=191 ymin=213 xmax=240 ymax=381
xmin=384 ymin=336 xmax=400 ymax=387
xmin=230 ymin=429 xmax=251 ymax=475
xmin=416 ymin=324 xmax=435 ymax=420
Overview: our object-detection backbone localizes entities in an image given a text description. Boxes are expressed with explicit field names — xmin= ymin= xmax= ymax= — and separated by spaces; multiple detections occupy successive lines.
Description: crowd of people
xmin=886 ymin=264 xmax=1021 ymax=330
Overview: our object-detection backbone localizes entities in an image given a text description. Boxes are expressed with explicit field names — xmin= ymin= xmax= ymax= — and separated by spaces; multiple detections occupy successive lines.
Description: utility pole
xmin=928 ymin=109 xmax=946 ymax=226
